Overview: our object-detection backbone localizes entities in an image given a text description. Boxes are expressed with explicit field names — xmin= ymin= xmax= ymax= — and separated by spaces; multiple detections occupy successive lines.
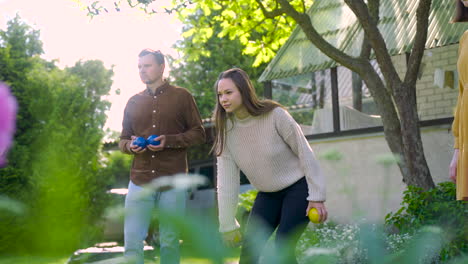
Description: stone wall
xmin=309 ymin=124 xmax=454 ymax=223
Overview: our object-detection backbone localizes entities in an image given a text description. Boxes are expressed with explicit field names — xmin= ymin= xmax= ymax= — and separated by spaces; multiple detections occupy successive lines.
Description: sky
xmin=0 ymin=0 xmax=183 ymax=133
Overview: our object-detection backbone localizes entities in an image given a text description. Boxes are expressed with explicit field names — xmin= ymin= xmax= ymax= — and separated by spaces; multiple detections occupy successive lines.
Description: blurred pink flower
xmin=0 ymin=82 xmax=17 ymax=167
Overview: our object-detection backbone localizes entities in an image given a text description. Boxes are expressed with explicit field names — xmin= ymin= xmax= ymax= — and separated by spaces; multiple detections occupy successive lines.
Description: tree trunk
xmin=358 ymin=65 xmax=409 ymax=181
xmin=311 ymin=71 xmax=317 ymax=107
xmin=394 ymin=83 xmax=435 ymax=189
xmin=343 ymin=0 xmax=434 ymax=190
xmin=352 ymin=72 xmax=363 ymax=111
xmin=276 ymin=0 xmax=434 ymax=190
xmin=318 ymin=70 xmax=325 ymax=108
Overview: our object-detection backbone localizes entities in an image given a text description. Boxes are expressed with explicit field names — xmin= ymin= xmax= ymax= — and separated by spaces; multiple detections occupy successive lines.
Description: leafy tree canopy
xmin=168 ymin=6 xmax=268 ymax=119
xmin=0 ymin=15 xmax=115 ymax=254
xmin=79 ymin=0 xmax=313 ymax=66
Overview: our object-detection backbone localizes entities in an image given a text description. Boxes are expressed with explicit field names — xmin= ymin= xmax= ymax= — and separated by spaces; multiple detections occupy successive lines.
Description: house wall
xmin=391 ymin=44 xmax=459 ymax=121
xmin=304 ymin=44 xmax=459 ymax=134
xmin=309 ymin=124 xmax=454 ymax=223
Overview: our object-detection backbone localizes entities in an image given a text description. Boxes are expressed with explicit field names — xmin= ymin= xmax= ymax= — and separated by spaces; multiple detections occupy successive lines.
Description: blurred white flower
xmin=0 ymin=195 xmax=25 ymax=215
xmin=148 ymin=173 xmax=209 ymax=191
xmin=305 ymin=247 xmax=338 ymax=256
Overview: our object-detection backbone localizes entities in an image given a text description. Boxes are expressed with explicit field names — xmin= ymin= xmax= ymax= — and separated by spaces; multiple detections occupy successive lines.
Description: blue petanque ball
xmin=133 ymin=137 xmax=147 ymax=148
xmin=147 ymin=135 xmax=160 ymax=146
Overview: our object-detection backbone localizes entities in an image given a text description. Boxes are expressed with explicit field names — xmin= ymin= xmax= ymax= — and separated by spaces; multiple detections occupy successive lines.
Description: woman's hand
xmin=222 ymin=228 xmax=242 ymax=248
xmin=306 ymin=201 xmax=328 ymax=223
xmin=449 ymin=149 xmax=459 ymax=183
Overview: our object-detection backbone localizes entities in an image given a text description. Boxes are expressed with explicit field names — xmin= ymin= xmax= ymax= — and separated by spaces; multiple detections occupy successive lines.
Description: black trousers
xmin=239 ymin=177 xmax=309 ymax=264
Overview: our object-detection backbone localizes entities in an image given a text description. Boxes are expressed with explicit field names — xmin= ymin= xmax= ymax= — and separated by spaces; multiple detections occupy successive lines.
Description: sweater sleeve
xmin=274 ymin=108 xmax=326 ymax=202
xmin=216 ymin=145 xmax=241 ymax=232
xmin=453 ymin=32 xmax=468 ymax=149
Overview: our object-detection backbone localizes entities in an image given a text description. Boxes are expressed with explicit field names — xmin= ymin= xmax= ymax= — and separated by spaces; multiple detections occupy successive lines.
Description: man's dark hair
xmin=139 ymin=49 xmax=165 ymax=65
xmin=452 ymin=0 xmax=468 ymax=23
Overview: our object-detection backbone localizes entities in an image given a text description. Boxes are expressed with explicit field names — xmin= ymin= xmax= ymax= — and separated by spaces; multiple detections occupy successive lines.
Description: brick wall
xmin=392 ymin=44 xmax=459 ymax=121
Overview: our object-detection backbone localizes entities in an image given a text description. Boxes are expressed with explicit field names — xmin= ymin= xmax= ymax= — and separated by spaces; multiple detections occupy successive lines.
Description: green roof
xmin=259 ymin=0 xmax=466 ymax=82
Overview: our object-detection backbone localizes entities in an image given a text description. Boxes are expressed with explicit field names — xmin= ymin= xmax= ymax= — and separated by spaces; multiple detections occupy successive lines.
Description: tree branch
xmin=276 ymin=0 xmax=364 ymax=74
xmin=359 ymin=0 xmax=379 ymax=59
xmin=301 ymin=0 xmax=306 ymax=13
xmin=127 ymin=0 xmax=139 ymax=8
xmin=254 ymin=0 xmax=284 ymax=19
xmin=275 ymin=0 xmax=401 ymax=154
xmin=344 ymin=0 xmax=402 ymax=90
xmin=275 ymin=0 xmax=398 ymax=125
xmin=404 ymin=0 xmax=431 ymax=87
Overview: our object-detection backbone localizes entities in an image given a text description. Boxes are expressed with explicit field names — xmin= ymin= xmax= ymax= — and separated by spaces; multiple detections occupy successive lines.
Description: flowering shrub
xmin=385 ymin=182 xmax=468 ymax=261
xmin=0 ymin=82 xmax=17 ymax=167
xmin=297 ymin=222 xmax=367 ymax=263
xmin=385 ymin=232 xmax=413 ymax=253
xmin=296 ymin=222 xmax=457 ymax=264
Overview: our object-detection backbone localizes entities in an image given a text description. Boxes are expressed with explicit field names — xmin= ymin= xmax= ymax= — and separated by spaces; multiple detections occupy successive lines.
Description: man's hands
xmin=130 ymin=136 xmax=146 ymax=154
xmin=449 ymin=149 xmax=459 ymax=183
xmin=147 ymin=135 xmax=166 ymax=152
xmin=222 ymin=228 xmax=242 ymax=248
xmin=306 ymin=201 xmax=328 ymax=223
xmin=130 ymin=135 xmax=166 ymax=153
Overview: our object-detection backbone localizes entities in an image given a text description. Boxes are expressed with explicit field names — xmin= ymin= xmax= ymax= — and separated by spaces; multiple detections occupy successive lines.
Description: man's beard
xmin=142 ymin=77 xmax=156 ymax=85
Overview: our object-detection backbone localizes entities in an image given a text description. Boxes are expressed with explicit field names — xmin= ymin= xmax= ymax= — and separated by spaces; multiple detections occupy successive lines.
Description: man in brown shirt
xmin=119 ymin=49 xmax=205 ymax=264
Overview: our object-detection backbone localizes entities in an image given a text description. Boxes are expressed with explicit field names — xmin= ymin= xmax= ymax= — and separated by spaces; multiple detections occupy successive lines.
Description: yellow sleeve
xmin=453 ymin=79 xmax=464 ymax=149
xmin=452 ymin=32 xmax=468 ymax=149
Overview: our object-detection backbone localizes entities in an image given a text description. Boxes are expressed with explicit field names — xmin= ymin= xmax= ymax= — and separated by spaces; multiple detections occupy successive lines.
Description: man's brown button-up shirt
xmin=119 ymin=82 xmax=206 ymax=185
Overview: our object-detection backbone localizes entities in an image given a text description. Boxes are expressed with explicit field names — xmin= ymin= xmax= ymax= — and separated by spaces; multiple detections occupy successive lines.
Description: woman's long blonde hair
xmin=211 ymin=68 xmax=283 ymax=156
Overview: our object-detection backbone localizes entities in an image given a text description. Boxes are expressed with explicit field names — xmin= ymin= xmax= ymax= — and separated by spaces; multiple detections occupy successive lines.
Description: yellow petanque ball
xmin=233 ymin=233 xmax=241 ymax=243
xmin=231 ymin=232 xmax=242 ymax=247
xmin=308 ymin=208 xmax=320 ymax=224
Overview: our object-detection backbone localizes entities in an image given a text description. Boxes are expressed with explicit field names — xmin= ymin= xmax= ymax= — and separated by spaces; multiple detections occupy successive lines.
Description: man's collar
xmin=146 ymin=81 xmax=169 ymax=95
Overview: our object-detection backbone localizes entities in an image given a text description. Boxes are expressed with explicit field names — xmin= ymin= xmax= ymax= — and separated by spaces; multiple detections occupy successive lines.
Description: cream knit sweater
xmin=216 ymin=107 xmax=326 ymax=232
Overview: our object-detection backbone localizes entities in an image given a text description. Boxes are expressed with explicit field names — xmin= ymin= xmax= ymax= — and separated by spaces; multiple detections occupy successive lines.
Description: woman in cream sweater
xmin=212 ymin=68 xmax=327 ymax=263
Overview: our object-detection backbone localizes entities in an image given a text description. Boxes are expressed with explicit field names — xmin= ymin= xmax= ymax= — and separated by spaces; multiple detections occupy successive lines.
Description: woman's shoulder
xmin=273 ymin=106 xmax=288 ymax=113
xmin=460 ymin=30 xmax=468 ymax=44
xmin=260 ymin=107 xmax=296 ymax=128
xmin=269 ymin=106 xmax=292 ymax=120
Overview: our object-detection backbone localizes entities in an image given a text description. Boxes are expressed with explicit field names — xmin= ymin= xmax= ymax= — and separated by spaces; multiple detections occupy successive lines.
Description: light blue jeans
xmin=124 ymin=180 xmax=187 ymax=264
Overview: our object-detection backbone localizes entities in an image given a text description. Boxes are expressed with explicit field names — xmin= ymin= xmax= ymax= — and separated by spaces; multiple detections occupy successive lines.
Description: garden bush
xmin=385 ymin=182 xmax=468 ymax=261
xmin=237 ymin=189 xmax=258 ymax=231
